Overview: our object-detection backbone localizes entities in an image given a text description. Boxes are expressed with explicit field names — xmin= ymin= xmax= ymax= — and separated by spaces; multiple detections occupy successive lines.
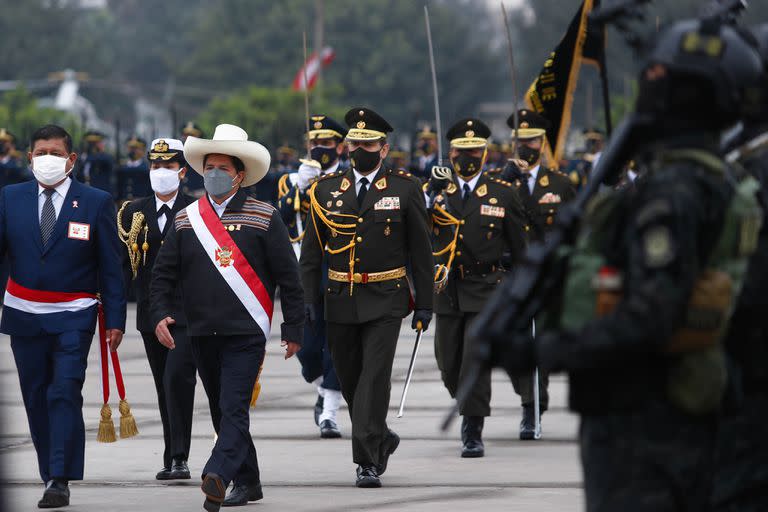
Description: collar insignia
xmin=539 ymin=175 xmax=549 ymax=187
xmin=476 ymin=184 xmax=488 ymax=197
xmin=446 ymin=183 xmax=458 ymax=195
xmin=340 ymin=177 xmax=351 ymax=192
xmin=374 ymin=177 xmax=387 ymax=190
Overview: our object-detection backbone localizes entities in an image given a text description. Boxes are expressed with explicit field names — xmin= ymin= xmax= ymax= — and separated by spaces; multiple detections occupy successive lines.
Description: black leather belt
xmin=452 ymin=262 xmax=502 ymax=279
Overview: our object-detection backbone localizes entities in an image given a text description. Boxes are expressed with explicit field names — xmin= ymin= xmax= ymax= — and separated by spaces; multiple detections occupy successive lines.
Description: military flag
xmin=292 ymin=47 xmax=336 ymax=91
xmin=525 ymin=0 xmax=606 ymax=163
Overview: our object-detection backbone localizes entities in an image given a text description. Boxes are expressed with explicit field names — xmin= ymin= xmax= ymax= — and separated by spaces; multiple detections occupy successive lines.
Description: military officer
xmin=118 ymin=138 xmax=197 ymax=481
xmin=711 ymin=23 xmax=768 ymax=512
xmin=0 ymin=129 xmax=29 ymax=188
xmin=116 ymin=136 xmax=151 ymax=201
xmin=498 ymin=19 xmax=764 ymax=511
xmin=276 ymin=115 xmax=348 ymax=438
xmin=388 ymin=148 xmax=409 ymax=170
xmin=505 ymin=109 xmax=575 ymax=439
xmin=76 ymin=130 xmax=116 ymax=196
xmin=151 ymin=124 xmax=304 ymax=511
xmin=180 ymin=122 xmax=205 ymax=197
xmin=409 ymin=126 xmax=438 ymax=181
xmin=426 ymin=118 xmax=527 ymax=457
xmin=301 ymin=108 xmax=433 ymax=488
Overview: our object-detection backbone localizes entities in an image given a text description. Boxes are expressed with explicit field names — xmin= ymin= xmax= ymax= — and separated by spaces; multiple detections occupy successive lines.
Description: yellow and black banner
xmin=525 ymin=0 xmax=606 ymax=163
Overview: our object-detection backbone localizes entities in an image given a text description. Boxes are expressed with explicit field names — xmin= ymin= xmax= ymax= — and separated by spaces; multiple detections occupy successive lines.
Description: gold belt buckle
xmin=353 ymin=273 xmax=363 ymax=284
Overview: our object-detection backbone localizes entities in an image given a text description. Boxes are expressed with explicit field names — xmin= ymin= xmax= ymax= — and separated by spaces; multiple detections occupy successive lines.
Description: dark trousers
xmin=327 ymin=317 xmax=401 ymax=466
xmin=712 ymin=392 xmax=768 ymax=511
xmin=190 ymin=334 xmax=264 ymax=487
xmin=11 ymin=331 xmax=93 ymax=482
xmin=580 ymin=402 xmax=717 ymax=512
xmin=141 ymin=325 xmax=196 ymax=468
xmin=297 ymin=314 xmax=340 ymax=391
xmin=434 ymin=312 xmax=491 ymax=417
xmin=510 ymin=369 xmax=549 ymax=411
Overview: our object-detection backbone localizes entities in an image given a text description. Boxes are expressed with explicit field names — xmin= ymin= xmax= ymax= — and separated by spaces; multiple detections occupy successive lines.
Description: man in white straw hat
xmin=150 ymin=124 xmax=304 ymax=511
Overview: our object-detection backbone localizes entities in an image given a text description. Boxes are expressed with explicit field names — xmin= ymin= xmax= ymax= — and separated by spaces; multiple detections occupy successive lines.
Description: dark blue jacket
xmin=0 ymin=178 xmax=126 ymax=335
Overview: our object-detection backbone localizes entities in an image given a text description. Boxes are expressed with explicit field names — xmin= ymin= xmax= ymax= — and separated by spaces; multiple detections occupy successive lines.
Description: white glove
xmin=297 ymin=160 xmax=322 ymax=191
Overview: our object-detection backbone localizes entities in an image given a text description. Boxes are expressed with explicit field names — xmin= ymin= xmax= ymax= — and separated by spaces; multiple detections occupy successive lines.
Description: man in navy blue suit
xmin=0 ymin=125 xmax=126 ymax=509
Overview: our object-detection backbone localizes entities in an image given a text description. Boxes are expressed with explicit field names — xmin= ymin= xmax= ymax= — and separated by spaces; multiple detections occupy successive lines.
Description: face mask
xmin=517 ymin=145 xmax=541 ymax=166
xmin=350 ymin=147 xmax=381 ymax=174
xmin=150 ymin=167 xmax=182 ymax=195
xmin=419 ymin=142 xmax=431 ymax=153
xmin=310 ymin=146 xmax=338 ymax=170
xmin=32 ymin=154 xmax=71 ymax=186
xmin=204 ymin=168 xmax=237 ymax=198
xmin=452 ymin=153 xmax=483 ymax=179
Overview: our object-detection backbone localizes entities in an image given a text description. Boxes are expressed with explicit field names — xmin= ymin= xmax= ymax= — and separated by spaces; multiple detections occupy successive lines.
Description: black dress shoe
xmin=461 ymin=416 xmax=485 ymax=458
xmin=519 ymin=405 xmax=541 ymax=441
xmin=314 ymin=394 xmax=324 ymax=426
xmin=156 ymin=466 xmax=173 ymax=480
xmin=377 ymin=430 xmax=400 ymax=475
xmin=169 ymin=458 xmax=191 ymax=480
xmin=222 ymin=483 xmax=263 ymax=507
xmin=355 ymin=465 xmax=381 ymax=488
xmin=320 ymin=419 xmax=342 ymax=439
xmin=38 ymin=479 xmax=69 ymax=509
xmin=201 ymin=473 xmax=226 ymax=512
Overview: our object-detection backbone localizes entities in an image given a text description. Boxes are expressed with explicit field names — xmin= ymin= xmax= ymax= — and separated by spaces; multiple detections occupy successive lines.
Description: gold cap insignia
xmin=467 ymin=120 xmax=473 ymax=127
xmin=465 ymin=130 xmax=475 ymax=138
xmin=520 ymin=122 xmax=529 ymax=129
xmin=153 ymin=140 xmax=169 ymax=152
xmin=314 ymin=121 xmax=323 ymax=129
xmin=357 ymin=121 xmax=366 ymax=129
xmin=359 ymin=110 xmax=365 ymax=116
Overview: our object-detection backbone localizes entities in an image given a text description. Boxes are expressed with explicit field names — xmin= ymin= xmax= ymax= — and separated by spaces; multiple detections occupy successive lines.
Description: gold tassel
xmin=249 ymin=381 xmax=262 ymax=408
xmin=118 ymin=399 xmax=139 ymax=439
xmin=97 ymin=403 xmax=117 ymax=443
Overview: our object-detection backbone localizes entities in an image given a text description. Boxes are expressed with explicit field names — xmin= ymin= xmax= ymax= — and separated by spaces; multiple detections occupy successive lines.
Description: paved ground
xmin=0 ymin=303 xmax=584 ymax=511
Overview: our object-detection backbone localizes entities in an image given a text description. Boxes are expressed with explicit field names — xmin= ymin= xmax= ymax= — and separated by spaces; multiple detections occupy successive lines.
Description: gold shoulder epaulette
xmin=318 ymin=170 xmax=342 ymax=181
xmin=277 ymin=173 xmax=291 ymax=198
xmin=393 ymin=169 xmax=414 ymax=179
xmin=492 ymin=177 xmax=513 ymax=188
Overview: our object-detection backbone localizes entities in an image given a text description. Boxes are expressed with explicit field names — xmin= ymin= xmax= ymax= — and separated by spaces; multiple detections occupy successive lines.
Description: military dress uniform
xmin=179 ymin=122 xmax=205 ymax=197
xmin=507 ymin=109 xmax=575 ymax=436
xmin=118 ymin=138 xmax=196 ymax=480
xmin=428 ymin=118 xmax=527 ymax=457
xmin=76 ymin=130 xmax=116 ymax=197
xmin=300 ymin=108 xmax=433 ymax=487
xmin=276 ymin=115 xmax=348 ymax=438
xmin=0 ymin=129 xmax=29 ymax=188
xmin=116 ymin=136 xmax=151 ymax=201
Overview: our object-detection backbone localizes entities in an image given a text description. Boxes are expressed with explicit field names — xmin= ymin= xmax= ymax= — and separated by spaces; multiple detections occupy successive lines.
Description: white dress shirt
xmin=209 ymin=194 xmax=235 ymax=218
xmin=38 ymin=178 xmax=72 ymax=222
xmin=155 ymin=193 xmax=178 ymax=233
xmin=457 ymin=172 xmax=483 ymax=197
xmin=353 ymin=166 xmax=382 ymax=195
xmin=322 ymin=161 xmax=340 ymax=175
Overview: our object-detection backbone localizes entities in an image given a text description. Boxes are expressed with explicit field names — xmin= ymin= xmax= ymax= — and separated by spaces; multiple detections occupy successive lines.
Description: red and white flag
xmin=292 ymin=47 xmax=336 ymax=91
xmin=186 ymin=198 xmax=274 ymax=337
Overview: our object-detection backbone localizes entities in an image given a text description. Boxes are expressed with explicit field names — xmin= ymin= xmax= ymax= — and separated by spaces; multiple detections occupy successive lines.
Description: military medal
xmin=336 ymin=200 xmax=343 ymax=207
xmin=215 ymin=246 xmax=233 ymax=268
xmin=489 ymin=197 xmax=498 ymax=205
xmin=331 ymin=190 xmax=343 ymax=198
xmin=327 ymin=200 xmax=333 ymax=208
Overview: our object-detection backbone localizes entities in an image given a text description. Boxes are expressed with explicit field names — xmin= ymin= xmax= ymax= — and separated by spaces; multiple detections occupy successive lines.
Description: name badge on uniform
xmin=480 ymin=205 xmax=505 ymax=218
xmin=374 ymin=197 xmax=401 ymax=211
xmin=68 ymin=222 xmax=90 ymax=241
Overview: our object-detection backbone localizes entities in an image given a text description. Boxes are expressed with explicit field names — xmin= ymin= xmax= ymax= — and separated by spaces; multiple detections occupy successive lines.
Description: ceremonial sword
xmin=398 ymin=322 xmax=424 ymax=418
xmin=501 ymin=2 xmax=521 ymax=160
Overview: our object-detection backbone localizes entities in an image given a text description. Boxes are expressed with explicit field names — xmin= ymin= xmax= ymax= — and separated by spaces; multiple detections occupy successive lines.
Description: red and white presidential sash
xmin=4 ymin=278 xmax=98 ymax=314
xmin=186 ymin=197 xmax=274 ymax=337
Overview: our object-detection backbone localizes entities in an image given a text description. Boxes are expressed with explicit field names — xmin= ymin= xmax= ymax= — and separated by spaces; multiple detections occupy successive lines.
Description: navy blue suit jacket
xmin=0 ymin=178 xmax=126 ymax=335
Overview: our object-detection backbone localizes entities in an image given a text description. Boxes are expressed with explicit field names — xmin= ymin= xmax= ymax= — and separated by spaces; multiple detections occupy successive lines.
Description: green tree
xmin=0 ymin=86 xmax=78 ymax=151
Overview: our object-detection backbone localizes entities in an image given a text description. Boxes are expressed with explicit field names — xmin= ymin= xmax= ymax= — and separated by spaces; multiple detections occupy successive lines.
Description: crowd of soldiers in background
xmin=0 ymin=121 xmax=609 ymax=204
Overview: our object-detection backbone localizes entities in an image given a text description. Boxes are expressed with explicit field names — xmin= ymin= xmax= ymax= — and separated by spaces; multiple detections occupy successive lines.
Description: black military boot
xmin=461 ymin=416 xmax=485 ymax=458
xmin=519 ymin=404 xmax=541 ymax=440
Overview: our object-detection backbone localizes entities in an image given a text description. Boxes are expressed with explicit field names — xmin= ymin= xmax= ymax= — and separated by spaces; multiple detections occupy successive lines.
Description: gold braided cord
xmin=117 ymin=201 xmax=147 ymax=279
xmin=277 ymin=173 xmax=291 ymax=198
xmin=308 ymin=182 xmax=360 ymax=295
xmin=430 ymin=203 xmax=462 ymax=288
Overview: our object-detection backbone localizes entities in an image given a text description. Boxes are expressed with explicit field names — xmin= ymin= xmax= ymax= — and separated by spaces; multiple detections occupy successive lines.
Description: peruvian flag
xmin=292 ymin=47 xmax=336 ymax=91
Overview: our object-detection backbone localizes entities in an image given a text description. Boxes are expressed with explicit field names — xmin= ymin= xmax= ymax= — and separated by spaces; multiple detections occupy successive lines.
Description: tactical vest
xmin=556 ymin=149 xmax=762 ymax=415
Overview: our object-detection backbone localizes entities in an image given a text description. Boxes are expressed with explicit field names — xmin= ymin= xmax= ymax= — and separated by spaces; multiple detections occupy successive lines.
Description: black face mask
xmin=452 ymin=153 xmax=483 ymax=178
xmin=310 ymin=146 xmax=338 ymax=170
xmin=518 ymin=145 xmax=541 ymax=166
xmin=419 ymin=141 xmax=431 ymax=153
xmin=350 ymin=147 xmax=381 ymax=174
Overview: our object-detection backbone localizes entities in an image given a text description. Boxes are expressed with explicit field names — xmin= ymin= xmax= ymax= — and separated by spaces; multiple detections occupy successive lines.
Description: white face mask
xmin=32 ymin=155 xmax=71 ymax=186
xmin=150 ymin=167 xmax=182 ymax=195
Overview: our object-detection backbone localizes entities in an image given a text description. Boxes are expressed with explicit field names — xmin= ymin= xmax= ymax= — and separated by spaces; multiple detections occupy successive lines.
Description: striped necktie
xmin=41 ymin=189 xmax=57 ymax=246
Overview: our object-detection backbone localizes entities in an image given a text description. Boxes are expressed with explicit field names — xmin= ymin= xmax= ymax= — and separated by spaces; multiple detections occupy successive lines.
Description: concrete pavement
xmin=0 ymin=303 xmax=584 ymax=511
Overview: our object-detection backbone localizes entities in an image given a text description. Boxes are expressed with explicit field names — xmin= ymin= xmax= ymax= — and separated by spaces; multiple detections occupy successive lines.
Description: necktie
xmin=40 ymin=189 xmax=56 ymax=246
xmin=357 ymin=177 xmax=369 ymax=207
xmin=462 ymin=183 xmax=472 ymax=204
xmin=528 ymin=173 xmax=535 ymax=194
xmin=158 ymin=204 xmax=172 ymax=236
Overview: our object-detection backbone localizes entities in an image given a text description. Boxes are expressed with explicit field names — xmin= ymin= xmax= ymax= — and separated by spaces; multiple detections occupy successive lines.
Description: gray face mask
xmin=204 ymin=168 xmax=237 ymax=198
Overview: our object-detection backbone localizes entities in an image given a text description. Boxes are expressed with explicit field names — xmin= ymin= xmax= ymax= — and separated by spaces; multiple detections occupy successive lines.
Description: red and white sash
xmin=4 ymin=278 xmax=98 ymax=314
xmin=186 ymin=197 xmax=274 ymax=337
